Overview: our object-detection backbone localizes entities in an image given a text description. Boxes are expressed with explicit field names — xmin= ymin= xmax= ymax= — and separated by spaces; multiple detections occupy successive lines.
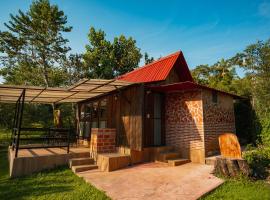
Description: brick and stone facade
xmin=165 ymin=91 xmax=205 ymax=163
xmin=90 ymin=128 xmax=116 ymax=159
xmin=165 ymin=89 xmax=235 ymax=163
xmin=202 ymin=90 xmax=235 ymax=156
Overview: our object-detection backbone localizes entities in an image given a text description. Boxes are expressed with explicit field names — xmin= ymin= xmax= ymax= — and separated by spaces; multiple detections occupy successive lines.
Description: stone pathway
xmin=77 ymin=162 xmax=224 ymax=200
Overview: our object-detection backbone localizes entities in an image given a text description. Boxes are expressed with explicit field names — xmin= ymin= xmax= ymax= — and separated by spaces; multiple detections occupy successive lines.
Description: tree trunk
xmin=214 ymin=157 xmax=251 ymax=177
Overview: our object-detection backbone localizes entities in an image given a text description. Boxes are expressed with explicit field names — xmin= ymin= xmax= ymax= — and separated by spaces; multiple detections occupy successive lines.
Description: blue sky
xmin=1 ymin=0 xmax=270 ymax=81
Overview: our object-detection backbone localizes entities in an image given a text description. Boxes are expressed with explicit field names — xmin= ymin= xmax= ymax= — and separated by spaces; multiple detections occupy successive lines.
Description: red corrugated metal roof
xmin=117 ymin=51 xmax=193 ymax=83
xmin=148 ymin=81 xmax=242 ymax=99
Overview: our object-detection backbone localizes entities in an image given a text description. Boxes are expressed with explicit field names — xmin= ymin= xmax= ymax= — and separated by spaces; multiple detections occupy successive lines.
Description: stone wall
xmin=165 ymin=91 xmax=205 ymax=163
xmin=202 ymin=90 xmax=235 ymax=156
xmin=90 ymin=128 xmax=116 ymax=159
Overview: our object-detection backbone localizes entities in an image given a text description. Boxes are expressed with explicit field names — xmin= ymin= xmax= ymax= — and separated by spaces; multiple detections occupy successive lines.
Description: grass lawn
xmin=0 ymin=129 xmax=110 ymax=200
xmin=201 ymin=176 xmax=270 ymax=200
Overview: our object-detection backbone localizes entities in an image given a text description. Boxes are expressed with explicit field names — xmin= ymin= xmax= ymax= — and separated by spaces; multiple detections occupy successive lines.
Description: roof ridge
xmin=118 ymin=50 xmax=182 ymax=78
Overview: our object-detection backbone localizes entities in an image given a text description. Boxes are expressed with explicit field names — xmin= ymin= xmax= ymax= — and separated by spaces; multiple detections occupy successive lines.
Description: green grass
xmin=201 ymin=177 xmax=270 ymax=200
xmin=0 ymin=130 xmax=110 ymax=200
xmin=0 ymin=128 xmax=11 ymax=146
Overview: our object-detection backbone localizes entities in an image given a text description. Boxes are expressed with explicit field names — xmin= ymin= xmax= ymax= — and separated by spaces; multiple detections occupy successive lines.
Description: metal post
xmin=15 ymin=89 xmax=25 ymax=158
xmin=11 ymin=100 xmax=19 ymax=146
xmin=67 ymin=128 xmax=70 ymax=153
xmin=12 ymin=99 xmax=20 ymax=150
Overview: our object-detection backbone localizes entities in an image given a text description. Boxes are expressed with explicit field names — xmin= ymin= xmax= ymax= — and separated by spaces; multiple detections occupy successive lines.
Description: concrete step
xmin=167 ymin=158 xmax=190 ymax=166
xmin=72 ymin=152 xmax=90 ymax=158
xmin=69 ymin=157 xmax=94 ymax=167
xmin=156 ymin=146 xmax=175 ymax=153
xmin=205 ymin=155 xmax=221 ymax=165
xmin=72 ymin=164 xmax=98 ymax=173
xmin=157 ymin=152 xmax=181 ymax=162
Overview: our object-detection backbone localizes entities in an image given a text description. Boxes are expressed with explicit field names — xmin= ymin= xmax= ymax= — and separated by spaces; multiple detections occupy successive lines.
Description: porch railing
xmin=10 ymin=88 xmax=76 ymax=158
xmin=11 ymin=127 xmax=74 ymax=157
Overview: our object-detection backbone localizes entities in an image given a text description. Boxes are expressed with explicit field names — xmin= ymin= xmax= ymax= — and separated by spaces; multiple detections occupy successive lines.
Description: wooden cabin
xmin=76 ymin=51 xmax=238 ymax=168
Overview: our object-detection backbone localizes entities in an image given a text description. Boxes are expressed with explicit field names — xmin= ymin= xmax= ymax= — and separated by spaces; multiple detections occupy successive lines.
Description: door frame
xmin=143 ymin=90 xmax=165 ymax=147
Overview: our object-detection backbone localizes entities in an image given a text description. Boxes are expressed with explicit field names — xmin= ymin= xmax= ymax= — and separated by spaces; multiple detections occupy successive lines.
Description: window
xmin=91 ymin=101 xmax=99 ymax=128
xmin=99 ymin=99 xmax=107 ymax=128
xmin=79 ymin=98 xmax=108 ymax=129
xmin=212 ymin=91 xmax=218 ymax=103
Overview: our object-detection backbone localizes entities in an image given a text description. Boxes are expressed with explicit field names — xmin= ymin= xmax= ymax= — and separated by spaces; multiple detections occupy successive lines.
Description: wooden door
xmin=144 ymin=92 xmax=165 ymax=147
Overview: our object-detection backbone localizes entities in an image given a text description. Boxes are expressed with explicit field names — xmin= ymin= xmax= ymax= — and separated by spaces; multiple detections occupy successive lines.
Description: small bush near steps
xmin=243 ymin=145 xmax=270 ymax=179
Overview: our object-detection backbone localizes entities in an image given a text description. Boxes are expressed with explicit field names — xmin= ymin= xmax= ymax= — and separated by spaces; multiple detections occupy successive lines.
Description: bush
xmin=261 ymin=117 xmax=270 ymax=146
xmin=243 ymin=145 xmax=270 ymax=179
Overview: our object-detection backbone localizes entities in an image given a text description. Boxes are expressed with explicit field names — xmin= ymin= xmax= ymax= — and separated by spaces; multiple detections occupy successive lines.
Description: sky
xmin=1 ymin=0 xmax=270 ymax=82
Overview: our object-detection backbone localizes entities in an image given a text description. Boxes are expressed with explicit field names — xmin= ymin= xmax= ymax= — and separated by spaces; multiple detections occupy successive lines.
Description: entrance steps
xmin=155 ymin=147 xmax=190 ymax=166
xmin=167 ymin=158 xmax=190 ymax=166
xmin=69 ymin=153 xmax=98 ymax=173
xmin=205 ymin=155 xmax=221 ymax=165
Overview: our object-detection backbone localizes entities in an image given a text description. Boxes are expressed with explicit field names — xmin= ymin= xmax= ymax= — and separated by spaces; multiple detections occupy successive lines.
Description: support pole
xmin=15 ymin=89 xmax=25 ymax=158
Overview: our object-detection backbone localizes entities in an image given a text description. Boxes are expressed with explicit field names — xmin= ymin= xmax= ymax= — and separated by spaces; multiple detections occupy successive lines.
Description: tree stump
xmin=215 ymin=157 xmax=251 ymax=177
xmin=214 ymin=133 xmax=251 ymax=177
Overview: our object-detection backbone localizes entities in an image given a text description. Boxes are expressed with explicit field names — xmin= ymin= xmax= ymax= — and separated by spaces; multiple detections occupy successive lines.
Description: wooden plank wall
xmin=82 ymin=84 xmax=144 ymax=151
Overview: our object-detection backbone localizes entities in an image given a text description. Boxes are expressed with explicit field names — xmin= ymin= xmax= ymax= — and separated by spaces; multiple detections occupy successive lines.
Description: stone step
xmin=156 ymin=146 xmax=175 ymax=153
xmin=157 ymin=152 xmax=181 ymax=162
xmin=205 ymin=155 xmax=221 ymax=165
xmin=72 ymin=164 xmax=98 ymax=173
xmin=69 ymin=157 xmax=94 ymax=167
xmin=167 ymin=158 xmax=190 ymax=166
xmin=72 ymin=152 xmax=90 ymax=158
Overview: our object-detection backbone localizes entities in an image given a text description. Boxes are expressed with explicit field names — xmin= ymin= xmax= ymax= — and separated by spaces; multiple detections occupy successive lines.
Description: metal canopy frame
xmin=0 ymin=78 xmax=133 ymax=104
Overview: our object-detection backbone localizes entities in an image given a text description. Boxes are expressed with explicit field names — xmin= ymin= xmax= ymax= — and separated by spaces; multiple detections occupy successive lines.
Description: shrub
xmin=243 ymin=145 xmax=270 ymax=179
xmin=261 ymin=117 xmax=270 ymax=146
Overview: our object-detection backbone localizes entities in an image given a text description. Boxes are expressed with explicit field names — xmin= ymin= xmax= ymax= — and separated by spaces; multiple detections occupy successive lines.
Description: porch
xmin=8 ymin=146 xmax=90 ymax=177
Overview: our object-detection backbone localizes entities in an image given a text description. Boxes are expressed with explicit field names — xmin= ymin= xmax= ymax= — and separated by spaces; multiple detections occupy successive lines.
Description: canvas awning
xmin=0 ymin=78 xmax=134 ymax=103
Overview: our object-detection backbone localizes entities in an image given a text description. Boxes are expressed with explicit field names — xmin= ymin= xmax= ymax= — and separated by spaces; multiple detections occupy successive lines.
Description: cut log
xmin=214 ymin=157 xmax=250 ymax=177
xmin=226 ymin=159 xmax=240 ymax=177
xmin=237 ymin=159 xmax=251 ymax=176
xmin=219 ymin=133 xmax=242 ymax=159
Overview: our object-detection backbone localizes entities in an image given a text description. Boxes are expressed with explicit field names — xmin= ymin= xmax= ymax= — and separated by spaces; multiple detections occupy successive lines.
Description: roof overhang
xmin=0 ymin=79 xmax=134 ymax=104
xmin=148 ymin=81 xmax=243 ymax=99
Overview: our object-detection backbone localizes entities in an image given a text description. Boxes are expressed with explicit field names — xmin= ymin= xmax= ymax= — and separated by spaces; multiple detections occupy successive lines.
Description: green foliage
xmin=191 ymin=64 xmax=211 ymax=85
xmin=0 ymin=0 xmax=72 ymax=87
xmin=83 ymin=27 xmax=142 ymax=79
xmin=144 ymin=52 xmax=154 ymax=64
xmin=201 ymin=176 xmax=270 ymax=200
xmin=62 ymin=54 xmax=88 ymax=85
xmin=232 ymin=40 xmax=270 ymax=119
xmin=191 ymin=59 xmax=239 ymax=93
xmin=261 ymin=115 xmax=270 ymax=146
xmin=243 ymin=145 xmax=270 ymax=179
xmin=0 ymin=147 xmax=110 ymax=200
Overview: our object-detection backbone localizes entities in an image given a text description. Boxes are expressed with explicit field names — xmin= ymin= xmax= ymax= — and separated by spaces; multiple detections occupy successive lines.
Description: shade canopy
xmin=0 ymin=79 xmax=133 ymax=104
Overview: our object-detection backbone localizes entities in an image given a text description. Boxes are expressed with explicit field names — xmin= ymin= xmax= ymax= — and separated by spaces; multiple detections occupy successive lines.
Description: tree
xmin=83 ymin=27 xmax=142 ymax=79
xmin=191 ymin=64 xmax=211 ymax=85
xmin=62 ymin=54 xmax=87 ymax=85
xmin=232 ymin=40 xmax=270 ymax=118
xmin=0 ymin=0 xmax=72 ymax=87
xmin=144 ymin=52 xmax=154 ymax=64
xmin=191 ymin=59 xmax=238 ymax=93
xmin=208 ymin=59 xmax=238 ymax=93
